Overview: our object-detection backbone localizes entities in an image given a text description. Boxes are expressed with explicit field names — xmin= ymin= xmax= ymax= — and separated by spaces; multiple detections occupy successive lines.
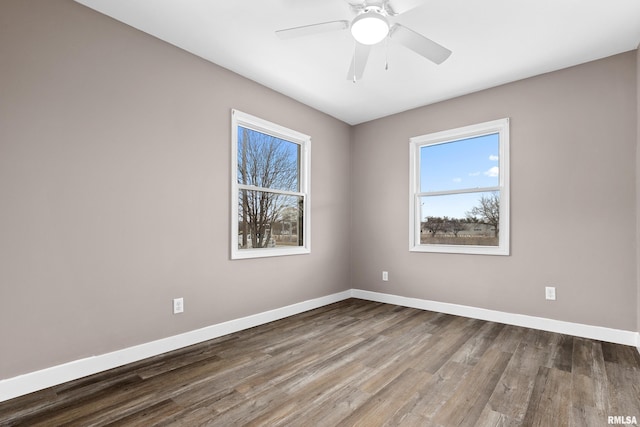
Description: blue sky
xmin=238 ymin=126 xmax=300 ymax=192
xmin=420 ymin=133 xmax=499 ymax=219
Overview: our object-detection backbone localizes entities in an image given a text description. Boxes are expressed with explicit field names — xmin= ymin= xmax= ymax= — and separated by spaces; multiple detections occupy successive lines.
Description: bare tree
xmin=448 ymin=218 xmax=467 ymax=237
xmin=238 ymin=128 xmax=299 ymax=248
xmin=423 ymin=216 xmax=448 ymax=235
xmin=466 ymin=192 xmax=500 ymax=238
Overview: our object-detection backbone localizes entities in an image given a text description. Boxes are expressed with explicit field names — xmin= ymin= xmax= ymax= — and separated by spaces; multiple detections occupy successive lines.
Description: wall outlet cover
xmin=173 ymin=297 xmax=184 ymax=314
xmin=545 ymin=287 xmax=556 ymax=301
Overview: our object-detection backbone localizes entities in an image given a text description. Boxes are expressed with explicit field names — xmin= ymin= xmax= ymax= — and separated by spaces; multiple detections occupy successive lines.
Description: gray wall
xmin=0 ymin=0 xmax=352 ymax=379
xmin=351 ymin=51 xmax=638 ymax=332
xmin=1 ymin=0 xmax=638 ymax=383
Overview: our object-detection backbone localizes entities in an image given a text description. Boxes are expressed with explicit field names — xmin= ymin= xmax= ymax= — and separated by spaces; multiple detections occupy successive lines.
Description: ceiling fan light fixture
xmin=351 ymin=10 xmax=389 ymax=45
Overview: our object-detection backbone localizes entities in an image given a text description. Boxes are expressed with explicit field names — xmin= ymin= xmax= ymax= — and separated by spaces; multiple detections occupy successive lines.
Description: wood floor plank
xmin=2 ymin=299 xmax=639 ymax=426
xmin=604 ymin=361 xmax=640 ymax=419
xmin=274 ymin=385 xmax=370 ymax=427
xmin=432 ymin=347 xmax=513 ymax=426
xmin=357 ymin=333 xmax=435 ymax=394
xmin=103 ymin=399 xmax=184 ymax=427
xmin=548 ymin=334 xmax=574 ymax=372
xmin=227 ymin=336 xmax=360 ymax=399
xmin=522 ymin=366 xmax=573 ymax=427
xmin=413 ymin=316 xmax=484 ymax=373
xmin=450 ymin=321 xmax=505 ymax=366
xmin=571 ymin=337 xmax=611 ymax=425
xmin=401 ymin=360 xmax=473 ymax=421
xmin=571 ymin=373 xmax=598 ymax=413
xmin=487 ymin=324 xmax=527 ymax=354
xmin=7 ymin=374 xmax=147 ymax=427
xmin=335 ymin=368 xmax=432 ymax=427
xmin=242 ymin=359 xmax=367 ymax=426
xmin=362 ymin=306 xmax=421 ymax=336
xmin=602 ymin=341 xmax=640 ymax=368
xmin=521 ymin=328 xmax=557 ymax=349
xmin=570 ymin=399 xmax=607 ymax=427
xmin=378 ymin=308 xmax=435 ymax=339
xmin=394 ymin=412 xmax=433 ymax=427
xmin=475 ymin=406 xmax=515 ymax=427
xmin=488 ymin=340 xmax=551 ymax=423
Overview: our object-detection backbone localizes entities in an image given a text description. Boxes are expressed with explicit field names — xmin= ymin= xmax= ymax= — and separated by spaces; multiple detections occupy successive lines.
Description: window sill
xmin=410 ymin=244 xmax=509 ymax=256
xmin=231 ymin=247 xmax=311 ymax=260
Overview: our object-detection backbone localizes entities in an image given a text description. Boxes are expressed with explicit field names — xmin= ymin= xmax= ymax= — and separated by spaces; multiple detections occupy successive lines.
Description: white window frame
xmin=409 ymin=118 xmax=510 ymax=255
xmin=231 ymin=109 xmax=311 ymax=260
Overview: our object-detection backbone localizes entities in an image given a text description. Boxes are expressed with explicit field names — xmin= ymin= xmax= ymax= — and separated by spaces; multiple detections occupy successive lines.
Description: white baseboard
xmin=2 ymin=288 xmax=638 ymax=403
xmin=351 ymin=289 xmax=640 ymax=348
xmin=0 ymin=290 xmax=352 ymax=403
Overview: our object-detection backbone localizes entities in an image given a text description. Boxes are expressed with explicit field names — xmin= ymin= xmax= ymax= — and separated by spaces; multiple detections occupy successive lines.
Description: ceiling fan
xmin=275 ymin=0 xmax=452 ymax=82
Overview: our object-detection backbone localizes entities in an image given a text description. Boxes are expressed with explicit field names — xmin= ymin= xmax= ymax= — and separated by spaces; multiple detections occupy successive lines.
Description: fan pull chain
xmin=385 ymin=37 xmax=389 ymax=71
xmin=352 ymin=43 xmax=357 ymax=83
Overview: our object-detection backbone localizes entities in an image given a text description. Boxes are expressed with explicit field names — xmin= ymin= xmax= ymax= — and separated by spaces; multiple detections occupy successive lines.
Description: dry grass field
xmin=421 ymin=234 xmax=498 ymax=246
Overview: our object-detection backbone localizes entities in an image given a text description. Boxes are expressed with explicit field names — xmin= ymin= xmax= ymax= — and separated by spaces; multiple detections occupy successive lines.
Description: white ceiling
xmin=75 ymin=0 xmax=640 ymax=125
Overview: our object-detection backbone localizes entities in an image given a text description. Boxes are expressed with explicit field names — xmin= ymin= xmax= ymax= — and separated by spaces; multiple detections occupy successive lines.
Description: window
xmin=409 ymin=118 xmax=510 ymax=255
xmin=231 ymin=110 xmax=311 ymax=259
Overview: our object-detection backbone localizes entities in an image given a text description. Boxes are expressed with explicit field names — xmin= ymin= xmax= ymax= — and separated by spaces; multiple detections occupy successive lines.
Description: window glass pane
xmin=237 ymin=190 xmax=304 ymax=249
xmin=420 ymin=133 xmax=499 ymax=192
xmin=419 ymin=191 xmax=500 ymax=246
xmin=237 ymin=126 xmax=300 ymax=192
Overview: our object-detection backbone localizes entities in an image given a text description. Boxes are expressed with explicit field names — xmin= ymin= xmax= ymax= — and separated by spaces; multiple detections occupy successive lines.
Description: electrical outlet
xmin=545 ymin=287 xmax=556 ymax=301
xmin=173 ymin=297 xmax=184 ymax=314
xmin=382 ymin=271 xmax=389 ymax=281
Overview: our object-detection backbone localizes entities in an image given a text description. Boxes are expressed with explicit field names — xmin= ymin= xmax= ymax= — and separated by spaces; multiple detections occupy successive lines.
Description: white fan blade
xmin=386 ymin=0 xmax=426 ymax=15
xmin=276 ymin=20 xmax=349 ymax=39
xmin=344 ymin=0 xmax=367 ymax=14
xmin=346 ymin=43 xmax=372 ymax=81
xmin=390 ymin=24 xmax=451 ymax=64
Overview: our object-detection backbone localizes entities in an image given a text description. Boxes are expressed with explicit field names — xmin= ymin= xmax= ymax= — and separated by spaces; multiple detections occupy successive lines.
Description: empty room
xmin=1 ymin=0 xmax=639 ymax=425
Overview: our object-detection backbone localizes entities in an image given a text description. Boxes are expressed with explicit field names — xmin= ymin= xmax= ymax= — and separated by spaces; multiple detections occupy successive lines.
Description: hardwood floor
xmin=1 ymin=299 xmax=639 ymax=426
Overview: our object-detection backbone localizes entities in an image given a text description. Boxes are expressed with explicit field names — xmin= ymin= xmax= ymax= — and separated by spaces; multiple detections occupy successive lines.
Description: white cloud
xmin=468 ymin=172 xmax=481 ymax=177
xmin=489 ymin=154 xmax=499 ymax=161
xmin=484 ymin=166 xmax=499 ymax=177
xmin=453 ymin=177 xmax=462 ymax=183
